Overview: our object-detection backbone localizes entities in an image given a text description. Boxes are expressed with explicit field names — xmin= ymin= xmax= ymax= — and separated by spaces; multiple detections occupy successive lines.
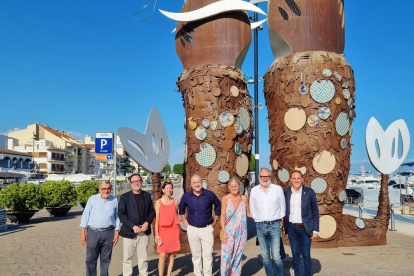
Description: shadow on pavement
xmin=29 ymin=210 xmax=83 ymax=224
xmin=0 ymin=223 xmax=33 ymax=236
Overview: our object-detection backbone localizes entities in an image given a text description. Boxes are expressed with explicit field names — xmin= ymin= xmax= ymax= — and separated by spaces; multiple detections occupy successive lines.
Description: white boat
xmin=389 ymin=162 xmax=414 ymax=187
xmin=347 ymin=171 xmax=380 ymax=189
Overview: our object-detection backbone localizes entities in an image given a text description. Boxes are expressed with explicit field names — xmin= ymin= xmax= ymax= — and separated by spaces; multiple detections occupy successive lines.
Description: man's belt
xmin=290 ymin=222 xmax=303 ymax=226
xmin=257 ymin=220 xmax=280 ymax=224
xmin=88 ymin=225 xmax=114 ymax=231
xmin=191 ymin=224 xmax=210 ymax=228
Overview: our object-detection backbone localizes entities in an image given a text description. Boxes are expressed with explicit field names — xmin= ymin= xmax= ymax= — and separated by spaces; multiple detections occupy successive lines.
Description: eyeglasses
xmin=100 ymin=188 xmax=112 ymax=191
xmin=259 ymin=175 xmax=271 ymax=179
xmin=131 ymin=180 xmax=142 ymax=184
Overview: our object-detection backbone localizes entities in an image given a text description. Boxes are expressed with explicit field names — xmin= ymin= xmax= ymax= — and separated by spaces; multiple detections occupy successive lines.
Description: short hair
xmin=191 ymin=174 xmax=202 ymax=183
xmin=228 ymin=177 xmax=240 ymax=186
xmin=129 ymin=173 xmax=142 ymax=182
xmin=290 ymin=170 xmax=303 ymax=178
xmin=99 ymin=180 xmax=111 ymax=188
xmin=259 ymin=167 xmax=271 ymax=175
xmin=161 ymin=181 xmax=173 ymax=195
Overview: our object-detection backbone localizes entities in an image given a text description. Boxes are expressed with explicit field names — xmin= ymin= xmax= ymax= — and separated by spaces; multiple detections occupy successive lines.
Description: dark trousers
xmin=287 ymin=224 xmax=312 ymax=276
xmin=86 ymin=227 xmax=114 ymax=276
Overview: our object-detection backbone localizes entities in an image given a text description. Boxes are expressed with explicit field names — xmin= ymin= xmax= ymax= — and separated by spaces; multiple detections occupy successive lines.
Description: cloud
xmin=351 ymin=159 xmax=370 ymax=165
xmin=66 ymin=131 xmax=87 ymax=142
xmin=0 ymin=128 xmax=20 ymax=136
xmin=174 ymin=147 xmax=185 ymax=157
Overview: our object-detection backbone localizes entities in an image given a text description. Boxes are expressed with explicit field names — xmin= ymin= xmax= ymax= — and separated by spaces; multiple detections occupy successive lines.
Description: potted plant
xmin=0 ymin=183 xmax=44 ymax=223
xmin=77 ymin=181 xmax=99 ymax=208
xmin=41 ymin=180 xmax=77 ymax=217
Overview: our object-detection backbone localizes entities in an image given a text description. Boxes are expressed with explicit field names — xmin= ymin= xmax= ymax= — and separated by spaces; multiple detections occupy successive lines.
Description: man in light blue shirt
xmin=80 ymin=180 xmax=121 ymax=276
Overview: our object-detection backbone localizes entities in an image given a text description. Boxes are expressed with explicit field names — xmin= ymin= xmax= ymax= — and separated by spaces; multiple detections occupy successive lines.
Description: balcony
xmin=0 ymin=160 xmax=31 ymax=170
xmin=66 ymin=161 xmax=74 ymax=166
xmin=48 ymin=158 xmax=66 ymax=162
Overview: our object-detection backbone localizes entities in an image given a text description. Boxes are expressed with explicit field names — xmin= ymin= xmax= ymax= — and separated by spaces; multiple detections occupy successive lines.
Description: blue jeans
xmin=287 ymin=224 xmax=312 ymax=276
xmin=256 ymin=221 xmax=283 ymax=276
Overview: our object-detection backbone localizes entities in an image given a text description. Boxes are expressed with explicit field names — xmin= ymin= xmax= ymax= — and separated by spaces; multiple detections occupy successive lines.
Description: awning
xmin=0 ymin=172 xmax=26 ymax=179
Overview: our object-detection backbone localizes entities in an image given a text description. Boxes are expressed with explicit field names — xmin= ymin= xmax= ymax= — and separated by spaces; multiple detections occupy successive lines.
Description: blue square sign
xmin=95 ymin=132 xmax=113 ymax=154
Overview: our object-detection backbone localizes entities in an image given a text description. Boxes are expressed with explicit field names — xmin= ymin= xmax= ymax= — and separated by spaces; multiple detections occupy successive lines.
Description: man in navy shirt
xmin=179 ymin=174 xmax=221 ymax=276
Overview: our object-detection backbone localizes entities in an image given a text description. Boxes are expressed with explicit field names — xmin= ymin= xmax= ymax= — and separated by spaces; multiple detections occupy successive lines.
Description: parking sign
xmin=95 ymin=132 xmax=113 ymax=154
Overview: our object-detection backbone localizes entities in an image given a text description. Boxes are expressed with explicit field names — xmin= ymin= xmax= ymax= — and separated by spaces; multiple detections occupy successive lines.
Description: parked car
xmin=346 ymin=189 xmax=361 ymax=204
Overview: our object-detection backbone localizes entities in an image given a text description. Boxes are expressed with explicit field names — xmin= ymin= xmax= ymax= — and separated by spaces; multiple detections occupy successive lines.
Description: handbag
xmin=220 ymin=195 xmax=242 ymax=240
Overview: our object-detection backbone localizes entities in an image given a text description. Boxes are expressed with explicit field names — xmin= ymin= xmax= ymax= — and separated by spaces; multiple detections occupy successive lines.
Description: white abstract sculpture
xmin=365 ymin=117 xmax=410 ymax=174
xmin=159 ymin=0 xmax=266 ymax=22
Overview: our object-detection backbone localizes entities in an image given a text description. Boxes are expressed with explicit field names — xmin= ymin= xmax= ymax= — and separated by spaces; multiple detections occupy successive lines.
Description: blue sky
xmin=0 ymin=1 xmax=413 ymax=175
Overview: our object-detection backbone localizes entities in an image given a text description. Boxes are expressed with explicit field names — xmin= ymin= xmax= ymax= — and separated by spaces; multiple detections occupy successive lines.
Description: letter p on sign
xmin=100 ymin=139 xmax=107 ymax=149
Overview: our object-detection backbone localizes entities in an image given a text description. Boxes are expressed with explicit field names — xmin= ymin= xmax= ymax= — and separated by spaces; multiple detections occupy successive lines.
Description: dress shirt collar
xmin=190 ymin=188 xmax=205 ymax=197
xmin=258 ymin=184 xmax=272 ymax=193
xmin=291 ymin=185 xmax=302 ymax=194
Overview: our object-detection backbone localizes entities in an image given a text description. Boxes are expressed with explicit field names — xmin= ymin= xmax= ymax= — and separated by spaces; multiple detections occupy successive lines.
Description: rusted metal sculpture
xmin=160 ymin=0 xmax=265 ymax=252
xmin=263 ymin=0 xmax=393 ymax=247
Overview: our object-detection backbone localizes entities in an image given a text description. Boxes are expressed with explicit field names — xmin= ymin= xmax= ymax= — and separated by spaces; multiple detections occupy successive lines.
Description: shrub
xmin=41 ymin=180 xmax=77 ymax=207
xmin=0 ymin=183 xmax=44 ymax=212
xmin=77 ymin=181 xmax=99 ymax=203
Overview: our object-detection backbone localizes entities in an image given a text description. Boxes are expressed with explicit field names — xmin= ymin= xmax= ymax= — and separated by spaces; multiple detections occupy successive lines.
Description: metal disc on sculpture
xmin=342 ymin=89 xmax=350 ymax=99
xmin=238 ymin=107 xmax=250 ymax=131
xmin=340 ymin=139 xmax=347 ymax=149
xmin=335 ymin=97 xmax=342 ymax=105
xmin=212 ymin=88 xmax=221 ymax=96
xmin=219 ymin=112 xmax=235 ymax=127
xmin=347 ymin=99 xmax=354 ymax=109
xmin=210 ymin=121 xmax=218 ymax=131
xmin=342 ymin=81 xmax=350 ymax=89
xmin=349 ymin=110 xmax=355 ymax=118
xmin=338 ymin=190 xmax=346 ymax=202
xmin=278 ymin=168 xmax=289 ymax=183
xmin=236 ymin=154 xmax=249 ymax=177
xmin=318 ymin=107 xmax=331 ymax=120
xmin=234 ymin=142 xmax=242 ymax=155
xmin=230 ymin=86 xmax=239 ymax=97
xmin=195 ymin=126 xmax=208 ymax=141
xmin=273 ymin=159 xmax=279 ymax=170
xmin=334 ymin=71 xmax=342 ymax=82
xmin=202 ymin=119 xmax=210 ymax=128
xmin=355 ymin=218 xmax=365 ymax=229
xmin=299 ymin=85 xmax=308 ymax=95
xmin=224 ymin=126 xmax=237 ymax=139
xmin=311 ymin=178 xmax=327 ymax=193
xmin=296 ymin=132 xmax=307 ymax=145
xmin=184 ymin=116 xmax=187 ymax=128
xmin=245 ymin=132 xmax=250 ymax=138
xmin=222 ymin=139 xmax=234 ymax=150
xmin=284 ymin=108 xmax=306 ymax=131
xmin=195 ymin=143 xmax=216 ymax=167
xmin=313 ymin=150 xmax=336 ymax=174
xmin=318 ymin=215 xmax=337 ymax=239
xmin=307 ymin=115 xmax=319 ymax=127
xmin=349 ymin=125 xmax=353 ymax=136
xmin=310 ymin=80 xmax=335 ymax=103
xmin=218 ymin=170 xmax=230 ymax=183
xmin=323 ymin=69 xmax=332 ymax=77
xmin=234 ymin=121 xmax=243 ymax=134
xmin=335 ymin=112 xmax=350 ymax=136
xmin=295 ymin=166 xmax=307 ymax=175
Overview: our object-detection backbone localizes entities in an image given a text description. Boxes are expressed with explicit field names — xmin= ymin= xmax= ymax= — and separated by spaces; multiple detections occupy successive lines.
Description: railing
xmin=48 ymin=158 xmax=66 ymax=162
xmin=0 ymin=160 xmax=31 ymax=169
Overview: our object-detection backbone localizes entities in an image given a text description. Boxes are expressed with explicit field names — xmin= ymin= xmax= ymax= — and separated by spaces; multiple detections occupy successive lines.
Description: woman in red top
xmin=154 ymin=181 xmax=181 ymax=276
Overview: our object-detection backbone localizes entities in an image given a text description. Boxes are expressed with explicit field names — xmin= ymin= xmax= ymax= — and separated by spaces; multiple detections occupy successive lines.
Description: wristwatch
xmin=214 ymin=218 xmax=219 ymax=222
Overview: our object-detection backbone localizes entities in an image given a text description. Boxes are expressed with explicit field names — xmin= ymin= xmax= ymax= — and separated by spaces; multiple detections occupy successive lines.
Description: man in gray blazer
xmin=283 ymin=170 xmax=319 ymax=276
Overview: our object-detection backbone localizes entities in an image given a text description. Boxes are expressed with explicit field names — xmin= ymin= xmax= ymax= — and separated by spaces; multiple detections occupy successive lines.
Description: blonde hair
xmin=228 ymin=177 xmax=240 ymax=186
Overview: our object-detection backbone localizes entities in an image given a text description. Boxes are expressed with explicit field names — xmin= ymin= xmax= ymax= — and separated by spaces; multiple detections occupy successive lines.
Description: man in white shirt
xmin=250 ymin=167 xmax=285 ymax=276
xmin=283 ymin=170 xmax=319 ymax=276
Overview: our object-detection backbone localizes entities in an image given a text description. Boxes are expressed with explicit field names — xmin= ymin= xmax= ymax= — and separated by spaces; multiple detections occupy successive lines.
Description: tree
xmin=130 ymin=165 xmax=136 ymax=173
xmin=173 ymin=163 xmax=184 ymax=175
xmin=162 ymin=163 xmax=171 ymax=178
xmin=249 ymin=153 xmax=255 ymax=171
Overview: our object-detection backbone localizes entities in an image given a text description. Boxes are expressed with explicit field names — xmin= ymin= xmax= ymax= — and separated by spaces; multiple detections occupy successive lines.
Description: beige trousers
xmin=122 ymin=233 xmax=149 ymax=276
xmin=187 ymin=225 xmax=214 ymax=276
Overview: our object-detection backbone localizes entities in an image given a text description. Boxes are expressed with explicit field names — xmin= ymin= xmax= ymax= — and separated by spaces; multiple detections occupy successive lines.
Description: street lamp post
xmin=253 ymin=5 xmax=259 ymax=186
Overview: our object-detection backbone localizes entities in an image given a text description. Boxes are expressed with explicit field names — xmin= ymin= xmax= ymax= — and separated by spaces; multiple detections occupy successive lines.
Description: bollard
xmin=402 ymin=201 xmax=406 ymax=215
xmin=390 ymin=204 xmax=396 ymax=231
xmin=358 ymin=203 xmax=363 ymax=218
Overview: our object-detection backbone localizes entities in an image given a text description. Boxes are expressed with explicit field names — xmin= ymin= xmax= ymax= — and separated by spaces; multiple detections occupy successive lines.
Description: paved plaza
xmin=1 ymin=186 xmax=414 ymax=276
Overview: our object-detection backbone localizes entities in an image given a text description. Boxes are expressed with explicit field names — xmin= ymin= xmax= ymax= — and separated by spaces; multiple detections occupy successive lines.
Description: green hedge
xmin=0 ymin=183 xmax=44 ymax=212
xmin=77 ymin=181 xmax=99 ymax=203
xmin=41 ymin=180 xmax=77 ymax=207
